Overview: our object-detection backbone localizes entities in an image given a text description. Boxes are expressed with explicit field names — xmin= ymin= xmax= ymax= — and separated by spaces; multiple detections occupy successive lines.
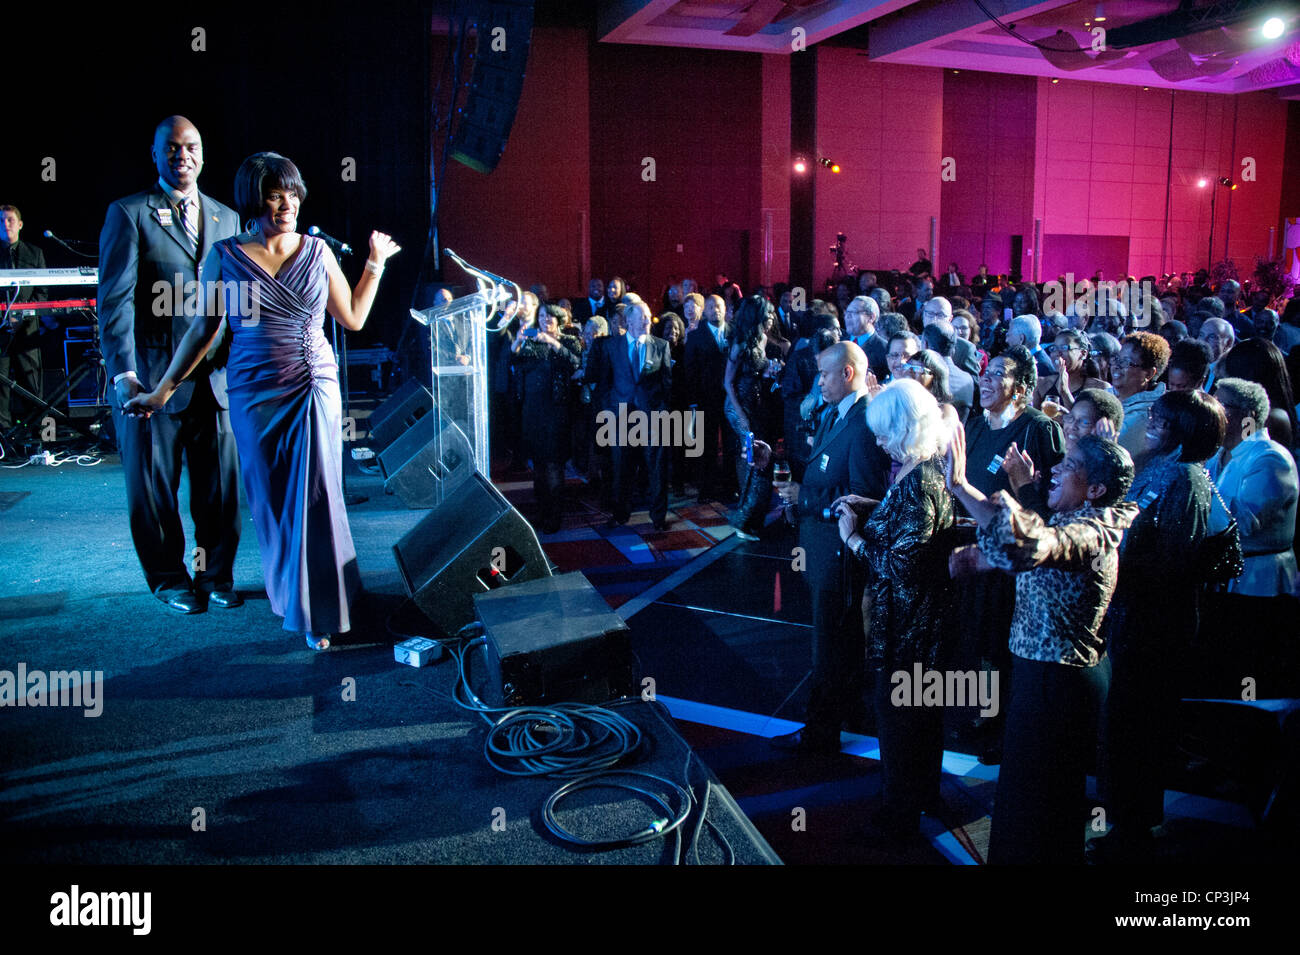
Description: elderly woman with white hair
xmin=1208 ymin=377 xmax=1300 ymax=596
xmin=831 ymin=379 xmax=958 ymax=843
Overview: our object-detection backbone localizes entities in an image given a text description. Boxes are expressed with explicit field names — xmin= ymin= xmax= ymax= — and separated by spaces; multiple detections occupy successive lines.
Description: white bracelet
xmin=365 ymin=260 xmax=384 ymax=276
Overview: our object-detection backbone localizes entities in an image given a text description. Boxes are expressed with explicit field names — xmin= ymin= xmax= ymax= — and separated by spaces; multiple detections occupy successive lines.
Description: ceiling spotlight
xmin=1051 ymin=77 xmax=1060 ymax=84
xmin=1262 ymin=17 xmax=1285 ymax=40
xmin=1198 ymin=178 xmax=1208 ymax=188
xmin=818 ymin=157 xmax=841 ymax=173
xmin=793 ymin=158 xmax=807 ymax=174
xmin=1093 ymin=2 xmax=1107 ymax=23
xmin=1231 ymin=182 xmax=1239 ymax=190
xmin=831 ymin=164 xmax=841 ymax=173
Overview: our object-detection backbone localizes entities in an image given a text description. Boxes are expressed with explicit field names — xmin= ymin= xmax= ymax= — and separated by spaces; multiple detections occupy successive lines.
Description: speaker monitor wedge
xmin=368 ymin=378 xmax=432 ymax=454
xmin=392 ymin=472 xmax=552 ymax=637
xmin=377 ymin=410 xmax=475 ymax=509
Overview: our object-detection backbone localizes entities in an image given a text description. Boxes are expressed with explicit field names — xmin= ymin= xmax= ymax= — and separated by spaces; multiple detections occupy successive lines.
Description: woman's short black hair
xmin=233 ymin=152 xmax=308 ymax=222
xmin=1072 ymin=388 xmax=1124 ymax=430
xmin=1168 ymin=338 xmax=1213 ymax=387
xmin=1151 ymin=388 xmax=1226 ymax=463
xmin=999 ymin=343 xmax=1038 ymax=397
xmin=1075 ymin=434 xmax=1134 ymax=507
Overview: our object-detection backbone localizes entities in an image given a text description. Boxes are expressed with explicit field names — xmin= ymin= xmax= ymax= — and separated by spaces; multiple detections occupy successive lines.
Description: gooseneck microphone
xmin=307 ymin=226 xmax=352 ymax=256
xmin=42 ymin=230 xmax=98 ymax=259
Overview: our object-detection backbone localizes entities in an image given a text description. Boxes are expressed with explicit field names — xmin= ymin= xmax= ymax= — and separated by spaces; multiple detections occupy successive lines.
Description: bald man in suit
xmin=100 ymin=116 xmax=242 ymax=614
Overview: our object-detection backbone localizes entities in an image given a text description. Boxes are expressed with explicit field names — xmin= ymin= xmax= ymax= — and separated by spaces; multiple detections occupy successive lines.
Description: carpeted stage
xmin=0 ymin=441 xmax=1291 ymax=866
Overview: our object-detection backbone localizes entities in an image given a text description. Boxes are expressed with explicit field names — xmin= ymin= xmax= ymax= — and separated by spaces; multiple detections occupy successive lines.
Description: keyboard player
xmin=0 ymin=204 xmax=47 ymax=430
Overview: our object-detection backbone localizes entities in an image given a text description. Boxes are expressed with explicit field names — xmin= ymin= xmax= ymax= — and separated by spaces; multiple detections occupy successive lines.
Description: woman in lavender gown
xmin=126 ymin=152 xmax=400 ymax=650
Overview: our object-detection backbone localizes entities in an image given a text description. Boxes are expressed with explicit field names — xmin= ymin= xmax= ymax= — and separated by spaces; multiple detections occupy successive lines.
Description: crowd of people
xmin=488 ymin=259 xmax=1299 ymax=862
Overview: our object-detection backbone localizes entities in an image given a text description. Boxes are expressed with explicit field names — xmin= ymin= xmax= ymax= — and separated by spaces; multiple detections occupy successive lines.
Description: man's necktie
xmin=817 ymin=406 xmax=839 ymax=445
xmin=177 ymin=196 xmax=200 ymax=252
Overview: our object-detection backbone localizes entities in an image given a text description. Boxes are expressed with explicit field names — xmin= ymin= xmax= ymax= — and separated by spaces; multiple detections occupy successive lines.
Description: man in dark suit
xmin=589 ymin=300 xmax=673 ymax=530
xmin=570 ymin=278 xmax=607 ymax=325
xmin=922 ymin=296 xmax=981 ymax=378
xmin=769 ymin=341 xmax=891 ymax=753
xmin=0 ymin=205 xmax=48 ymax=432
xmin=99 ymin=116 xmax=242 ymax=614
xmin=844 ymin=295 xmax=888 ymax=383
xmin=970 ymin=264 xmax=993 ymax=299
xmin=938 ymin=261 xmax=965 ymax=291
xmin=683 ymin=293 xmax=731 ymax=501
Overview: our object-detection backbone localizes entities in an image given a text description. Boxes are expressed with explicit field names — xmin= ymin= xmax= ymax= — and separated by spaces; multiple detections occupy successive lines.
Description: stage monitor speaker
xmin=377 ymin=409 xmax=475 ymax=508
xmin=450 ymin=1 xmax=535 ymax=174
xmin=393 ymin=472 xmax=551 ymax=636
xmin=474 ymin=572 xmax=633 ymax=707
xmin=368 ymin=379 xmax=432 ymax=453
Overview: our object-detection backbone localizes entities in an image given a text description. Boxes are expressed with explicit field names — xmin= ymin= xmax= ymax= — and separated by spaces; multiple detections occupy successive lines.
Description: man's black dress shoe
xmin=769 ymin=729 xmax=842 ymax=754
xmin=652 ymin=518 xmax=670 ymax=531
xmin=205 ymin=588 xmax=244 ymax=609
xmin=157 ymin=589 xmax=203 ymax=614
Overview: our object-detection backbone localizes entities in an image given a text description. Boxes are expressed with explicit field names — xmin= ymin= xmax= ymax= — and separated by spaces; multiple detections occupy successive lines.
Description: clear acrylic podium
xmin=406 ymin=285 xmax=508 ymax=507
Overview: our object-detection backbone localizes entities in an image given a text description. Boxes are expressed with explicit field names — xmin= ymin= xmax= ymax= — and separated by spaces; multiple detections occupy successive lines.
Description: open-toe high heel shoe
xmin=305 ymin=632 xmax=331 ymax=651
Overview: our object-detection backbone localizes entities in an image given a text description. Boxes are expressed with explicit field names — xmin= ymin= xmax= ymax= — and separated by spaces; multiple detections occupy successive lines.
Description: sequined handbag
xmin=1198 ymin=477 xmax=1244 ymax=585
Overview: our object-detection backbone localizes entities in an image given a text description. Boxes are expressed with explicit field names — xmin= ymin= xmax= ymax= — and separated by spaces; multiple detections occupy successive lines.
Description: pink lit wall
xmin=437 ymin=28 xmax=592 ymax=298
xmin=760 ymin=55 xmax=792 ymax=288
xmin=814 ymin=51 xmax=943 ymax=276
xmin=1032 ymin=81 xmax=1287 ymax=280
xmin=588 ymin=43 xmax=763 ymax=299
xmin=940 ymin=71 xmax=1037 ymax=278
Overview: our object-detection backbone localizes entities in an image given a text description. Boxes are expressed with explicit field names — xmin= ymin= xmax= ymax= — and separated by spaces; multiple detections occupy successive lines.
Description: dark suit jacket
xmin=1 ymin=239 xmax=48 ymax=348
xmin=798 ymin=393 xmax=891 ymax=583
xmin=99 ymin=185 xmax=240 ymax=412
xmin=938 ymin=270 xmax=965 ymax=290
xmin=683 ymin=322 xmax=729 ymax=408
xmin=571 ymin=296 xmax=607 ymax=325
xmin=588 ymin=333 xmax=672 ymax=415
xmin=952 ymin=336 xmax=981 ymax=377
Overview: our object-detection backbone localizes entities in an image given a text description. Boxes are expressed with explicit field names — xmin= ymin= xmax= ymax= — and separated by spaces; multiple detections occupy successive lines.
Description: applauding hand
xmin=1093 ymin=417 xmax=1118 ymax=442
xmin=1000 ymin=441 xmax=1036 ymax=491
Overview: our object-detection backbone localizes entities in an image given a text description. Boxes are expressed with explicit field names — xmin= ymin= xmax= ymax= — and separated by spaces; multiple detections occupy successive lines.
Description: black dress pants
xmin=111 ymin=377 xmax=241 ymax=594
xmin=804 ymin=579 xmax=865 ymax=742
xmin=988 ymin=655 xmax=1107 ymax=865
xmin=873 ymin=666 xmax=946 ymax=831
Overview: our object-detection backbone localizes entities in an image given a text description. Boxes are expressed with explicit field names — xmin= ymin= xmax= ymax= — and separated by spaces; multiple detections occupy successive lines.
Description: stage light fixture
xmin=1093 ymin=3 xmax=1107 ymax=23
xmin=1262 ymin=16 xmax=1285 ymax=39
xmin=1218 ymin=176 xmax=1234 ymax=187
xmin=817 ymin=157 xmax=841 ymax=173
xmin=1198 ymin=178 xmax=1208 ymax=188
xmin=793 ymin=157 xmax=808 ymax=174
xmin=1051 ymin=77 xmax=1060 ymax=84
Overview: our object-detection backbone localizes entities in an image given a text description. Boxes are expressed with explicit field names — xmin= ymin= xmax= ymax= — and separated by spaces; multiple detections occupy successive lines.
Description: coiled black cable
xmin=430 ymin=633 xmax=734 ymax=862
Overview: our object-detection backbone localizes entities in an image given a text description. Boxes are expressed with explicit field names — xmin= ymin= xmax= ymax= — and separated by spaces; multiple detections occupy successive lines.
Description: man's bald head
xmin=1199 ymin=317 xmax=1235 ymax=362
xmin=922 ymin=296 xmax=953 ymax=326
xmin=152 ymin=115 xmax=203 ymax=192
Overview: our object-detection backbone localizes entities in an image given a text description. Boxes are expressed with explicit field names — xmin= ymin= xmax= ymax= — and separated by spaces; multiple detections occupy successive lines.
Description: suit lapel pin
xmin=156 ymin=207 xmax=173 ymax=227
